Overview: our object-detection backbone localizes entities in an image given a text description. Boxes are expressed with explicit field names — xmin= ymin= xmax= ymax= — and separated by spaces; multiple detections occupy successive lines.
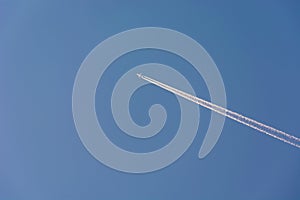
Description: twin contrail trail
xmin=137 ymin=73 xmax=300 ymax=149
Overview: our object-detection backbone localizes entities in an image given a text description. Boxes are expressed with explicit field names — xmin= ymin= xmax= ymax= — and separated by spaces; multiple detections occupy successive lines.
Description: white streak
xmin=137 ymin=73 xmax=300 ymax=149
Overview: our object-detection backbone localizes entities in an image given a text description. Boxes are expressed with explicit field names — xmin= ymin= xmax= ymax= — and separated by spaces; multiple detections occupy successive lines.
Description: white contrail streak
xmin=137 ymin=73 xmax=300 ymax=149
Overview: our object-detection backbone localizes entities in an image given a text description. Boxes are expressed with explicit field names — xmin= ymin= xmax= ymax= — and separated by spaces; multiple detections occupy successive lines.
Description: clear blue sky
xmin=1 ymin=1 xmax=300 ymax=199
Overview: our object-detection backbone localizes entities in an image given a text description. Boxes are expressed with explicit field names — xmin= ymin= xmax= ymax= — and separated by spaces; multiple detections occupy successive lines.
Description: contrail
xmin=137 ymin=73 xmax=300 ymax=149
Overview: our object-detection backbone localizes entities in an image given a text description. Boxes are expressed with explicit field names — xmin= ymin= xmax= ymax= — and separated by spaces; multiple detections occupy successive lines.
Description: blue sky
xmin=1 ymin=1 xmax=300 ymax=199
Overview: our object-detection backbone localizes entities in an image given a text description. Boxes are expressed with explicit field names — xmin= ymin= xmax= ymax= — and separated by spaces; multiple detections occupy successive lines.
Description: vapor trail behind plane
xmin=137 ymin=73 xmax=300 ymax=149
